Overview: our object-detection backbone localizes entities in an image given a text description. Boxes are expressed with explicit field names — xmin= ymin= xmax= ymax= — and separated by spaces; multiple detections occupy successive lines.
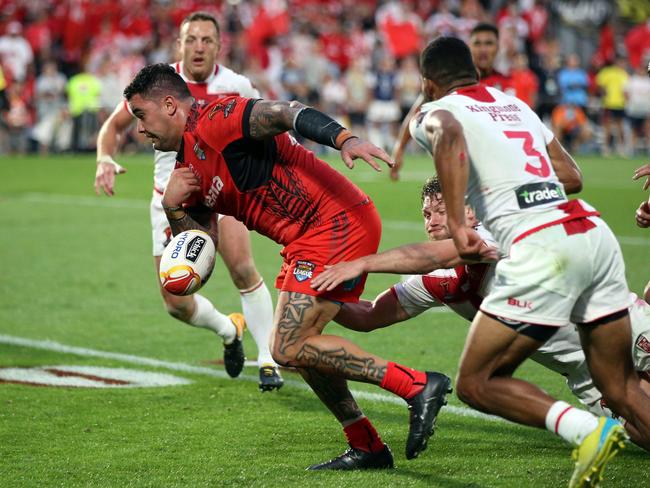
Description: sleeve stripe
xmin=242 ymin=99 xmax=260 ymax=139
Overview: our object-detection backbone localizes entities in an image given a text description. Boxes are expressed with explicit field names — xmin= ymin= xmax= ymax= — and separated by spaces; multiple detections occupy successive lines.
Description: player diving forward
xmin=94 ymin=12 xmax=282 ymax=390
xmin=312 ymin=176 xmax=650 ymax=450
xmin=416 ymin=37 xmax=650 ymax=487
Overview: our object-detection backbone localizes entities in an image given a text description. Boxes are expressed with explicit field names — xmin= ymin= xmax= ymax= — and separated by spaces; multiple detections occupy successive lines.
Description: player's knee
xmin=455 ymin=375 xmax=484 ymax=409
xmin=270 ymin=342 xmax=294 ymax=368
xmin=227 ymin=260 xmax=259 ymax=290
xmin=162 ymin=294 xmax=193 ymax=322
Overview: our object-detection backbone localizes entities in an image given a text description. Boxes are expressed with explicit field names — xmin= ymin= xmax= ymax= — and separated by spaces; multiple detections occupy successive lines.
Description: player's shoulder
xmin=214 ymin=64 xmax=254 ymax=87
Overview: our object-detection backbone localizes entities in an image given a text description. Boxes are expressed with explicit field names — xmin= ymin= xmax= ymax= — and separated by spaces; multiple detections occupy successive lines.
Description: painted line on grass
xmin=0 ymin=334 xmax=502 ymax=423
xmin=8 ymin=192 xmax=650 ymax=246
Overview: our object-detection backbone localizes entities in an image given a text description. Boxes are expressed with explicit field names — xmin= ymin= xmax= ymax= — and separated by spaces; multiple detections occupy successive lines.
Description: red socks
xmin=343 ymin=417 xmax=384 ymax=453
xmin=380 ymin=362 xmax=426 ymax=399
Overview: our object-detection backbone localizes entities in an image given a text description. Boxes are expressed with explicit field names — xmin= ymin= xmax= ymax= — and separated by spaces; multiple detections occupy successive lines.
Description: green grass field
xmin=1 ymin=152 xmax=649 ymax=487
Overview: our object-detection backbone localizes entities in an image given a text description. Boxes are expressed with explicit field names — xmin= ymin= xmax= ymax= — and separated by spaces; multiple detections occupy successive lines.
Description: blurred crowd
xmin=1 ymin=0 xmax=650 ymax=157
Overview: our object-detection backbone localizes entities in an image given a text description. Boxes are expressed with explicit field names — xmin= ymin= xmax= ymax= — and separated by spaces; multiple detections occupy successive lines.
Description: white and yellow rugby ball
xmin=159 ymin=230 xmax=216 ymax=296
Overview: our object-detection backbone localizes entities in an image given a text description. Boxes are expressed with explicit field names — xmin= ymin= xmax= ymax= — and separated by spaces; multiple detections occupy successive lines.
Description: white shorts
xmin=631 ymin=296 xmax=650 ymax=372
xmin=481 ymin=218 xmax=632 ymax=326
xmin=150 ymin=191 xmax=223 ymax=257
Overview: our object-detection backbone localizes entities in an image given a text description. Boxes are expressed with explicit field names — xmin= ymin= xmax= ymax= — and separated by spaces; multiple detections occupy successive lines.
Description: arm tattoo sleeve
xmin=247 ymin=100 xmax=304 ymax=139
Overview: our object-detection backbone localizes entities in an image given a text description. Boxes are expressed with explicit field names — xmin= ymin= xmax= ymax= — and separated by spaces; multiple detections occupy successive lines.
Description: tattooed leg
xmin=298 ymin=367 xmax=362 ymax=423
xmin=272 ymin=291 xmax=388 ymax=385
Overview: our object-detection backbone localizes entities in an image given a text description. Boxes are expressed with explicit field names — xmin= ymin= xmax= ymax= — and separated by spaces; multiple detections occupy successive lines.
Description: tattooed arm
xmin=162 ymin=167 xmax=219 ymax=246
xmin=247 ymin=99 xmax=393 ymax=171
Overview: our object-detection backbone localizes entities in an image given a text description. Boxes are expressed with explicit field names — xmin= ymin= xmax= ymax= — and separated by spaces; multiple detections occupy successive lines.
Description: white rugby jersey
xmin=126 ymin=62 xmax=259 ymax=193
xmin=410 ymin=84 xmax=593 ymax=251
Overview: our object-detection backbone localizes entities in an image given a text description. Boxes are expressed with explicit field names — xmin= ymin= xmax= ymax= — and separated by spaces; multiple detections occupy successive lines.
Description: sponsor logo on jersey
xmin=193 ymin=142 xmax=206 ymax=160
xmin=207 ymin=99 xmax=237 ymax=120
xmin=205 ymin=176 xmax=224 ymax=207
xmin=185 ymin=236 xmax=206 ymax=263
xmin=636 ymin=335 xmax=650 ymax=354
xmin=515 ymin=182 xmax=565 ymax=209
xmin=293 ymin=260 xmax=315 ymax=282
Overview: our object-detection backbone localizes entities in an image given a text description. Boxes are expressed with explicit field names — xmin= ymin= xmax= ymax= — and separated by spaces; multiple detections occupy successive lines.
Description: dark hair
xmin=420 ymin=37 xmax=478 ymax=87
xmin=123 ymin=63 xmax=192 ymax=101
xmin=470 ymin=22 xmax=499 ymax=39
xmin=421 ymin=177 xmax=443 ymax=203
xmin=181 ymin=11 xmax=220 ymax=38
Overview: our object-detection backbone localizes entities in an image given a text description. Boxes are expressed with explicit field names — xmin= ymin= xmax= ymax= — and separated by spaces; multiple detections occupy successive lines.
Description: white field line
xmin=7 ymin=192 xmax=650 ymax=246
xmin=0 ymin=334 xmax=502 ymax=423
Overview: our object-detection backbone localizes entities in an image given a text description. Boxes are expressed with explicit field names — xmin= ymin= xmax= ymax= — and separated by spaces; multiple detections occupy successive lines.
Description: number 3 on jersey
xmin=504 ymin=131 xmax=551 ymax=178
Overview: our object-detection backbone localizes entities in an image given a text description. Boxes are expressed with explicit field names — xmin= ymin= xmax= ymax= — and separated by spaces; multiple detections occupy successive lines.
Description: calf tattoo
xmin=297 ymin=343 xmax=386 ymax=384
xmin=299 ymin=368 xmax=362 ymax=422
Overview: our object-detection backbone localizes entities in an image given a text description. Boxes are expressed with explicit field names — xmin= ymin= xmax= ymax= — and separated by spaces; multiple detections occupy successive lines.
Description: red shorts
xmin=275 ymin=200 xmax=381 ymax=303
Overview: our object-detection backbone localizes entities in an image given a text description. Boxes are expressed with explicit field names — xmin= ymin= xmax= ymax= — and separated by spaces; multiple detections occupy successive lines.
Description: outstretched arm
xmin=95 ymin=102 xmax=133 ymax=196
xmin=248 ymin=100 xmax=393 ymax=171
xmin=633 ymin=163 xmax=650 ymax=191
xmin=334 ymin=290 xmax=411 ymax=332
xmin=390 ymin=93 xmax=424 ymax=181
xmin=311 ymin=239 xmax=495 ymax=292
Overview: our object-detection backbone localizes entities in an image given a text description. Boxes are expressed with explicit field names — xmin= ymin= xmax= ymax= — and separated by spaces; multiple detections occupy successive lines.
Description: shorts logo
xmin=636 ymin=335 xmax=650 ymax=354
xmin=293 ymin=260 xmax=315 ymax=282
xmin=515 ymin=182 xmax=565 ymax=209
xmin=507 ymin=297 xmax=533 ymax=309
xmin=185 ymin=236 xmax=206 ymax=263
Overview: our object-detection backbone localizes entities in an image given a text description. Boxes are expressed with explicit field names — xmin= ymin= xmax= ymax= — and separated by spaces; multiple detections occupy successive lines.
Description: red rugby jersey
xmin=177 ymin=97 xmax=370 ymax=245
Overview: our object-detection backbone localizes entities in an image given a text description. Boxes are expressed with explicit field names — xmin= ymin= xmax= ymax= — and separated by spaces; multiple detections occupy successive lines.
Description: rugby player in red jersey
xmin=121 ymin=63 xmax=474 ymax=469
xmin=95 ymin=12 xmax=282 ymax=391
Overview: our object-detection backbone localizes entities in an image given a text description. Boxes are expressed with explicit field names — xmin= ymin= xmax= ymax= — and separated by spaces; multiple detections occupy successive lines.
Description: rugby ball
xmin=159 ymin=230 xmax=216 ymax=295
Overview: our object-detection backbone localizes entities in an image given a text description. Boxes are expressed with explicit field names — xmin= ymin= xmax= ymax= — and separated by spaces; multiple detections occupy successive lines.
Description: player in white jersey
xmin=94 ymin=12 xmax=282 ymax=391
xmin=311 ymin=177 xmax=650 ymax=448
xmin=415 ymin=37 xmax=650 ymax=486
xmin=633 ymin=163 xmax=650 ymax=304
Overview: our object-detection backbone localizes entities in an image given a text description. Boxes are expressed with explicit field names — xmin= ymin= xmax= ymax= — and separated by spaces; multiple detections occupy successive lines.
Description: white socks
xmin=545 ymin=400 xmax=600 ymax=445
xmin=188 ymin=294 xmax=236 ymax=344
xmin=240 ymin=279 xmax=276 ymax=367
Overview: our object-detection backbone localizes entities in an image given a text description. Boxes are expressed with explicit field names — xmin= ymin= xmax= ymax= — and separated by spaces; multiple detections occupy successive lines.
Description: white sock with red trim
xmin=189 ymin=294 xmax=236 ymax=344
xmin=545 ymin=401 xmax=599 ymax=445
xmin=240 ymin=279 xmax=276 ymax=367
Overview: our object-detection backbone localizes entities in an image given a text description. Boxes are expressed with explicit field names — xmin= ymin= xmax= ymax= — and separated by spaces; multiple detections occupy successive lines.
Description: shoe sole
xmin=570 ymin=426 xmax=628 ymax=488
xmin=259 ymin=382 xmax=284 ymax=392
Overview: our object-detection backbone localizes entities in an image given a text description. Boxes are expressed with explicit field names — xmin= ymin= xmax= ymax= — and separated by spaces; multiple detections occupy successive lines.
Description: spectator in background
xmin=624 ymin=61 xmax=650 ymax=156
xmin=96 ymin=57 xmax=122 ymax=123
xmin=510 ymin=52 xmax=538 ymax=108
xmin=596 ymin=56 xmax=629 ymax=156
xmin=344 ymin=57 xmax=370 ymax=139
xmin=66 ymin=67 xmax=101 ymax=152
xmin=280 ymin=57 xmax=309 ymax=104
xmin=0 ymin=21 xmax=34 ymax=82
xmin=2 ymin=81 xmax=31 ymax=154
xmin=551 ymin=103 xmax=591 ymax=154
xmin=557 ymin=53 xmax=589 ymax=109
xmin=396 ymin=55 xmax=421 ymax=120
xmin=366 ymin=55 xmax=401 ymax=151
xmin=424 ymin=0 xmax=459 ymax=39
xmin=624 ymin=19 xmax=650 ymax=71
xmin=0 ymin=65 xmax=9 ymax=153
xmin=32 ymin=60 xmax=68 ymax=154
xmin=533 ymin=39 xmax=562 ymax=123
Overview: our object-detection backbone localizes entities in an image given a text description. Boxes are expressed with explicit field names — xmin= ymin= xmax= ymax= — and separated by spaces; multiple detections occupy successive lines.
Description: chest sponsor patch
xmin=293 ymin=260 xmax=315 ymax=282
xmin=636 ymin=335 xmax=650 ymax=354
xmin=515 ymin=181 xmax=565 ymax=209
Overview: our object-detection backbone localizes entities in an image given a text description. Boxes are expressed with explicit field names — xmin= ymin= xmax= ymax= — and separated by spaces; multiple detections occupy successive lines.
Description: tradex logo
xmin=185 ymin=236 xmax=206 ymax=263
xmin=515 ymin=182 xmax=565 ymax=209
xmin=171 ymin=232 xmax=189 ymax=259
